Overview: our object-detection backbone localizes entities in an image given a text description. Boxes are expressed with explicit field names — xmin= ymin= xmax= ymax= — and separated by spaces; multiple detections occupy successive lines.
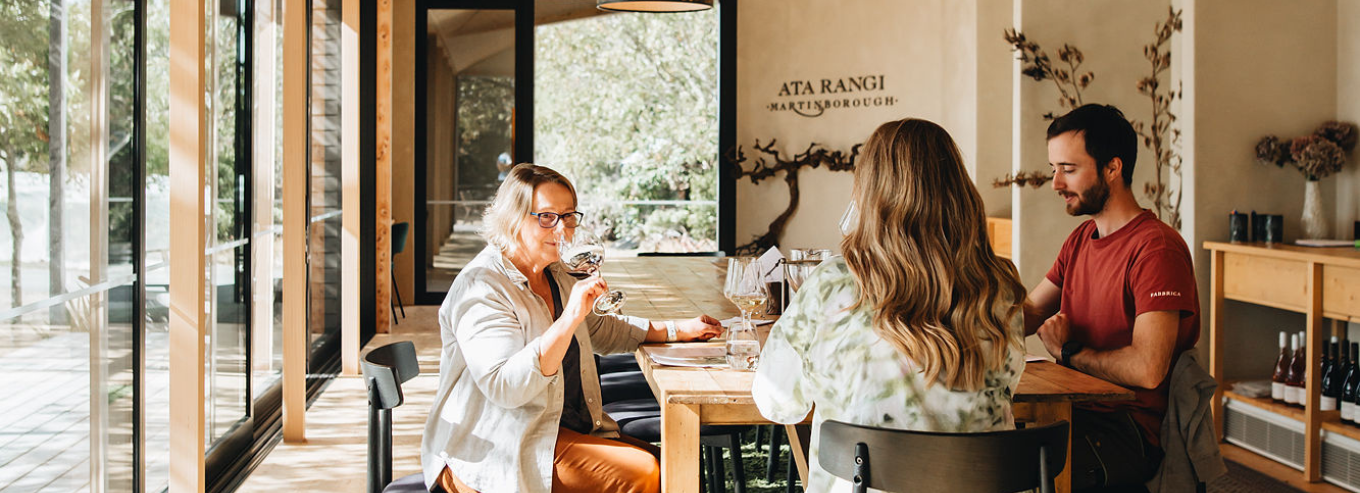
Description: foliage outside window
xmin=535 ymin=11 xmax=717 ymax=253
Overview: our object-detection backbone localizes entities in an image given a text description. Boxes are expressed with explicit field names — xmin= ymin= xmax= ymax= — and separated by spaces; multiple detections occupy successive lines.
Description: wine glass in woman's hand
xmin=557 ymin=228 xmax=625 ymax=315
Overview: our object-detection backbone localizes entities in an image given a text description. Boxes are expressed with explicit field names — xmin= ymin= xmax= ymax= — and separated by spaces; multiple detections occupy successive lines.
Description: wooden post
xmin=1304 ymin=262 xmax=1325 ymax=482
xmin=1209 ymin=249 xmax=1225 ymax=441
xmin=375 ymin=0 xmax=393 ymax=333
xmin=252 ymin=0 xmax=279 ymax=376
xmin=282 ymin=0 xmax=309 ymax=443
xmin=341 ymin=0 xmax=361 ymax=376
xmin=89 ymin=0 xmax=111 ymax=489
xmin=660 ymin=402 xmax=700 ymax=493
xmin=168 ymin=0 xmax=208 ymax=484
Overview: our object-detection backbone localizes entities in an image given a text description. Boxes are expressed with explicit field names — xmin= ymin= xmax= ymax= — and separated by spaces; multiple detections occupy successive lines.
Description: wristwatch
xmin=1061 ymin=341 xmax=1084 ymax=366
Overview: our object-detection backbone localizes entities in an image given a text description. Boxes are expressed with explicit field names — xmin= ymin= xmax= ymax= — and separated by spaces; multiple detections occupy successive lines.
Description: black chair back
xmin=818 ymin=419 xmax=1069 ymax=493
xmin=392 ymin=222 xmax=410 ymax=256
xmin=363 ymin=341 xmax=420 ymax=493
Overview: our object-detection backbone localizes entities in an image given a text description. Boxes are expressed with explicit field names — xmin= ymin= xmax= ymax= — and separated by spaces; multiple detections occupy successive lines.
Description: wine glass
xmin=724 ymin=257 xmax=768 ymax=370
xmin=557 ymin=228 xmax=626 ymax=315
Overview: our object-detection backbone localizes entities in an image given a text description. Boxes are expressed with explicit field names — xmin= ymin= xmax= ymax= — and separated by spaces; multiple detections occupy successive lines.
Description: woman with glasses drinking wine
xmin=751 ymin=119 xmax=1029 ymax=493
xmin=421 ymin=164 xmax=724 ymax=493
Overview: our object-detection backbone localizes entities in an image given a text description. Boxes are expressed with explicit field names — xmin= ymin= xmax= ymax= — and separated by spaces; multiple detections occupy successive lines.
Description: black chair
xmin=604 ymin=398 xmax=751 ymax=493
xmin=391 ymin=222 xmax=410 ymax=323
xmin=818 ymin=419 xmax=1069 ymax=493
xmin=362 ymin=341 xmax=426 ymax=493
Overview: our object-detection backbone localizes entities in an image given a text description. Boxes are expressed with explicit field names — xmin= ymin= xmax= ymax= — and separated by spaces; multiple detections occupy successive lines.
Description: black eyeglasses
xmin=528 ymin=211 xmax=584 ymax=228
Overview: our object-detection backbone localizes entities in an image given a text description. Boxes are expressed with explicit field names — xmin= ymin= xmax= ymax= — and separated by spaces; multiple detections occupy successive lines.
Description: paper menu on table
xmin=647 ymin=345 xmax=728 ymax=368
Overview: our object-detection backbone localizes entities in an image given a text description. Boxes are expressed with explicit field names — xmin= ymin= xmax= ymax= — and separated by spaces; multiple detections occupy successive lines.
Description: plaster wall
xmin=1186 ymin=0 xmax=1338 ymax=379
xmin=734 ymin=0 xmax=982 ymax=252
xmin=1011 ymin=0 xmax=1169 ymax=288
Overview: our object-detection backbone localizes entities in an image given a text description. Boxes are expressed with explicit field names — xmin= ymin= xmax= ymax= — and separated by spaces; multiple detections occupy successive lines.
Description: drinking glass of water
xmin=723 ymin=257 xmax=768 ymax=370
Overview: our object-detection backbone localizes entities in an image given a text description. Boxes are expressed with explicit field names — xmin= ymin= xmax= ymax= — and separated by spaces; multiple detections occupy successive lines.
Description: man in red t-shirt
xmin=1024 ymin=104 xmax=1200 ymax=492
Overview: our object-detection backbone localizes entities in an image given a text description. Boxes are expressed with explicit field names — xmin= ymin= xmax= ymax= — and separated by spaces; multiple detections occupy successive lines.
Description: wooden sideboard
xmin=1205 ymin=241 xmax=1360 ymax=482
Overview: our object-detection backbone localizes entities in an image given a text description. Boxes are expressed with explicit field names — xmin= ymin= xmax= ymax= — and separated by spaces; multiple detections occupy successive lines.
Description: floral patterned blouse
xmin=752 ymin=257 xmax=1026 ymax=493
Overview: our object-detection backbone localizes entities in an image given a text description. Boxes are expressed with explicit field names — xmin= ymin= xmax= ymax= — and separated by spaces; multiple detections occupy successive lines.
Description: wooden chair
xmin=818 ymin=419 xmax=1069 ymax=493
xmin=362 ymin=341 xmax=425 ymax=493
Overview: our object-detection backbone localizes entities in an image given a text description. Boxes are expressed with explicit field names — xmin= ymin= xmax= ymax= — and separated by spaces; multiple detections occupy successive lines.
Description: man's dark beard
xmin=1064 ymin=177 xmax=1110 ymax=216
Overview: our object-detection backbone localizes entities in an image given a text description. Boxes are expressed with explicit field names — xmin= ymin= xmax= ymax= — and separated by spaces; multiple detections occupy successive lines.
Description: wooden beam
xmin=375 ymin=0 xmax=393 ymax=333
xmin=252 ymin=0 xmax=279 ymax=376
xmin=341 ymin=0 xmax=361 ymax=376
xmin=282 ymin=0 xmax=309 ymax=443
xmin=89 ymin=0 xmax=111 ymax=490
xmin=168 ymin=0 xmax=207 ymax=484
xmin=393 ymin=0 xmax=415 ymax=315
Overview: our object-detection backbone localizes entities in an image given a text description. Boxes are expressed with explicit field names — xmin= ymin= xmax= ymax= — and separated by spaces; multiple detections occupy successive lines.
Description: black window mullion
xmin=132 ymin=0 xmax=148 ymax=488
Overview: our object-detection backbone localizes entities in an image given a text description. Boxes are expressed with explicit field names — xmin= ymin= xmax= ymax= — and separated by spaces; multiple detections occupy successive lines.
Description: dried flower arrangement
xmin=1131 ymin=7 xmax=1185 ymax=229
xmin=992 ymin=31 xmax=1092 ymax=189
xmin=1254 ymin=121 xmax=1357 ymax=181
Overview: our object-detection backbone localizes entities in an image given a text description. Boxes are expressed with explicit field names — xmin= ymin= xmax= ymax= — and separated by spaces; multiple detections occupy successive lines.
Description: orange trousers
xmin=436 ymin=427 xmax=661 ymax=493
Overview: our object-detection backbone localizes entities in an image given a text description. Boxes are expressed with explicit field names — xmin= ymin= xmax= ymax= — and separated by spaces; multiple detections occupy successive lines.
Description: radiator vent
xmin=1223 ymin=399 xmax=1304 ymax=469
xmin=1322 ymin=432 xmax=1360 ymax=492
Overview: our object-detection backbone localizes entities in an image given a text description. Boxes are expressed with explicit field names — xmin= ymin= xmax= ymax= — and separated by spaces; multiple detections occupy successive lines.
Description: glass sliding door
xmin=0 ymin=0 xmax=142 ymax=490
xmin=416 ymin=0 xmax=532 ymax=304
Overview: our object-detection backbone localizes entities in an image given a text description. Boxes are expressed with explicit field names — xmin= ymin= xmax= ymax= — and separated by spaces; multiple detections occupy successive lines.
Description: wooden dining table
xmin=607 ymin=256 xmax=1134 ymax=493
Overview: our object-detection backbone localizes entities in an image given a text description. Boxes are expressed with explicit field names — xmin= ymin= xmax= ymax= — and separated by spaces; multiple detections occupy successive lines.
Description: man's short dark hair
xmin=1046 ymin=104 xmax=1138 ymax=186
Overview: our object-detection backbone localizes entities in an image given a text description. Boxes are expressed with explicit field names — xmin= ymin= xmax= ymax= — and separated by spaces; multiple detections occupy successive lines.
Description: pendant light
xmin=596 ymin=0 xmax=713 ymax=13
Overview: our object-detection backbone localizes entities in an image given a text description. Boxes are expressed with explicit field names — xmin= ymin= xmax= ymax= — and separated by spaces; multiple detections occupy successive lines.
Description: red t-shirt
xmin=1045 ymin=210 xmax=1200 ymax=447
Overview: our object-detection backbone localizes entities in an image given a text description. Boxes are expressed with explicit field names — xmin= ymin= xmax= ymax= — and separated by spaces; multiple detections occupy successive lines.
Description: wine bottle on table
xmin=1287 ymin=334 xmax=1307 ymax=406
xmin=1323 ymin=337 xmax=1340 ymax=411
xmin=1272 ymin=331 xmax=1290 ymax=402
xmin=1345 ymin=342 xmax=1360 ymax=422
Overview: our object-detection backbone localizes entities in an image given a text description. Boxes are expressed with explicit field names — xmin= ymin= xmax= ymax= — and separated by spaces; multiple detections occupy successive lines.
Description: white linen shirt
xmin=420 ymin=246 xmax=651 ymax=493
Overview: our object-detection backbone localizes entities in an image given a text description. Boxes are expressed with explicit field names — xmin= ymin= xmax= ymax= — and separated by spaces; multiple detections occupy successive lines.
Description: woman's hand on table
xmin=677 ymin=315 xmax=724 ymax=341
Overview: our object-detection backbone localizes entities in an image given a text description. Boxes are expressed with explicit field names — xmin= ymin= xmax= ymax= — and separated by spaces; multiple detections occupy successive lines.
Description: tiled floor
xmin=238 ymin=305 xmax=443 ymax=493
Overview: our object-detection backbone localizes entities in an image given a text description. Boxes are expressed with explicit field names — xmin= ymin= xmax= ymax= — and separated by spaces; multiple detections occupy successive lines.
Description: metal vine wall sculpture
xmin=728 ymin=139 xmax=861 ymax=256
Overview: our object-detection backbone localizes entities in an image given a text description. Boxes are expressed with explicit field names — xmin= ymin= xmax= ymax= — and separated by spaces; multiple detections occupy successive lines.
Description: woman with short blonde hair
xmin=421 ymin=163 xmax=724 ymax=493
xmin=752 ymin=119 xmax=1028 ymax=492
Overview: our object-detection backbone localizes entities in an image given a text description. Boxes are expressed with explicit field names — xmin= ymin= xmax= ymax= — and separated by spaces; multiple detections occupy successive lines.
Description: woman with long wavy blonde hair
xmin=752 ymin=118 xmax=1028 ymax=492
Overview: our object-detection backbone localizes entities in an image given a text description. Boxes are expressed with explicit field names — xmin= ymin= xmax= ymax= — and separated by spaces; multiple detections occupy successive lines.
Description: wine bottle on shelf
xmin=1346 ymin=342 xmax=1360 ymax=422
xmin=1323 ymin=337 xmax=1340 ymax=411
xmin=1286 ymin=334 xmax=1306 ymax=406
xmin=1272 ymin=331 xmax=1290 ymax=402
xmin=1336 ymin=341 xmax=1352 ymax=416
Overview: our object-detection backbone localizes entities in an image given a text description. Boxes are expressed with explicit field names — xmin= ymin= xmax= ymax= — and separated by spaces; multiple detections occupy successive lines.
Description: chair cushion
xmin=619 ymin=416 xmax=749 ymax=444
xmin=600 ymin=371 xmax=654 ymax=404
xmin=598 ymin=353 xmax=642 ymax=374
xmin=382 ymin=473 xmax=427 ymax=493
xmin=603 ymin=398 xmax=661 ymax=428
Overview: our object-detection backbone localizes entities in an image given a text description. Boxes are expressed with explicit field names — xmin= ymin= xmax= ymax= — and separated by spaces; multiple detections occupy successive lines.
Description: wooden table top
xmin=610 ymin=257 xmax=1133 ymax=407
xmin=1203 ymin=240 xmax=1360 ymax=268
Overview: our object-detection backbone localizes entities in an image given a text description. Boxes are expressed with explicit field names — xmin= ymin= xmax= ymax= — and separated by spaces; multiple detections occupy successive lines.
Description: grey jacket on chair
xmin=1146 ymin=350 xmax=1227 ymax=492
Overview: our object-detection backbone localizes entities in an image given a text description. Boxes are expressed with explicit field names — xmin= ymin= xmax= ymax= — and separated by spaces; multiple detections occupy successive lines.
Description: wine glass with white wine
xmin=557 ymin=228 xmax=626 ymax=315
xmin=723 ymin=257 xmax=768 ymax=370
